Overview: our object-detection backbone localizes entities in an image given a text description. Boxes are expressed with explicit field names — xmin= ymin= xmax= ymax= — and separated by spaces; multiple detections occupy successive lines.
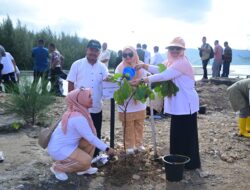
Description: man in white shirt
xmin=98 ymin=42 xmax=110 ymax=68
xmin=67 ymin=39 xmax=109 ymax=156
xmin=150 ymin=46 xmax=164 ymax=65
xmin=142 ymin=44 xmax=151 ymax=64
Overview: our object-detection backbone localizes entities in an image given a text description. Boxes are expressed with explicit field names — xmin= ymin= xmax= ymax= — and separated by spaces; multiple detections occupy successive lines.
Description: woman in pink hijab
xmin=131 ymin=37 xmax=201 ymax=170
xmin=115 ymin=46 xmax=148 ymax=155
xmin=47 ymin=88 xmax=115 ymax=181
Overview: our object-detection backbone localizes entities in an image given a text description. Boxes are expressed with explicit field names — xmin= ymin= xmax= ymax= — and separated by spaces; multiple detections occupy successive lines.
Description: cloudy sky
xmin=0 ymin=0 xmax=250 ymax=52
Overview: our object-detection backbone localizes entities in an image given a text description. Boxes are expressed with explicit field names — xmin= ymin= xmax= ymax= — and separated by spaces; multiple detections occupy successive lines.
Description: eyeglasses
xmin=168 ymin=47 xmax=183 ymax=51
xmin=122 ymin=52 xmax=133 ymax=58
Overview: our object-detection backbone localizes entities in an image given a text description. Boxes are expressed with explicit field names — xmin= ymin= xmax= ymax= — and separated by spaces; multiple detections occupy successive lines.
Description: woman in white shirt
xmin=0 ymin=45 xmax=17 ymax=92
xmin=115 ymin=46 xmax=148 ymax=155
xmin=131 ymin=37 xmax=201 ymax=170
xmin=48 ymin=88 xmax=115 ymax=181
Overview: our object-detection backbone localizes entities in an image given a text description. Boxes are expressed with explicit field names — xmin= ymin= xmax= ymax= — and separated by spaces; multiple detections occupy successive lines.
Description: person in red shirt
xmin=212 ymin=40 xmax=223 ymax=77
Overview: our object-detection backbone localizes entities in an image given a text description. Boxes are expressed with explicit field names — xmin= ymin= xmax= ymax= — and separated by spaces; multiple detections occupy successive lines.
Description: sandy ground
xmin=0 ymin=79 xmax=250 ymax=190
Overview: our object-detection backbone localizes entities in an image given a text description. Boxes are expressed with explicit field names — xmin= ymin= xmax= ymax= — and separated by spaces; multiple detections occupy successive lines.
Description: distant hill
xmin=162 ymin=49 xmax=250 ymax=65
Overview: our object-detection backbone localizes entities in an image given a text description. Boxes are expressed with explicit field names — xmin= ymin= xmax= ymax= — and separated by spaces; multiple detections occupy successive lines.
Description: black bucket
xmin=198 ymin=105 xmax=207 ymax=114
xmin=162 ymin=154 xmax=190 ymax=182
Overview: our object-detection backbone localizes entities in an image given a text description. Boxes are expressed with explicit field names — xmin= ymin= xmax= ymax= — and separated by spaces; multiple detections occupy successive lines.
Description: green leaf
xmin=10 ymin=122 xmax=22 ymax=130
xmin=134 ymin=83 xmax=154 ymax=103
xmin=113 ymin=73 xmax=123 ymax=80
xmin=114 ymin=78 xmax=133 ymax=105
xmin=149 ymin=64 xmax=180 ymax=98
xmin=105 ymin=73 xmax=123 ymax=82
xmin=157 ymin=63 xmax=167 ymax=73
xmin=149 ymin=92 xmax=155 ymax=100
xmin=152 ymin=80 xmax=179 ymax=98
xmin=113 ymin=79 xmax=154 ymax=105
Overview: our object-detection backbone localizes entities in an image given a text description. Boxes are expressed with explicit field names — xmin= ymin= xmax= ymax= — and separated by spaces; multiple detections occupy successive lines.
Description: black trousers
xmin=170 ymin=112 xmax=201 ymax=170
xmin=2 ymin=72 xmax=17 ymax=93
xmin=91 ymin=111 xmax=103 ymax=157
xmin=221 ymin=61 xmax=231 ymax=77
xmin=50 ymin=67 xmax=67 ymax=95
xmin=202 ymin=59 xmax=210 ymax=79
xmin=33 ymin=70 xmax=49 ymax=93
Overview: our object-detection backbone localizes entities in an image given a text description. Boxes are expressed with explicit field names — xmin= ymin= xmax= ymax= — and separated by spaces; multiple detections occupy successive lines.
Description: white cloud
xmin=0 ymin=0 xmax=250 ymax=51
xmin=144 ymin=0 xmax=212 ymax=22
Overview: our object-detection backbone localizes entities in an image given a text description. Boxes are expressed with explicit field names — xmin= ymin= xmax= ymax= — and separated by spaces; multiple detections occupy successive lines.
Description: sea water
xmin=193 ymin=65 xmax=250 ymax=80
xmin=13 ymin=65 xmax=249 ymax=96
xmin=61 ymin=65 xmax=249 ymax=95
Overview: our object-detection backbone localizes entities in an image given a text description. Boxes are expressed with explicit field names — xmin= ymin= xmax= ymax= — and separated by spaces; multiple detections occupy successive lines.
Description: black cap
xmin=87 ymin=40 xmax=101 ymax=50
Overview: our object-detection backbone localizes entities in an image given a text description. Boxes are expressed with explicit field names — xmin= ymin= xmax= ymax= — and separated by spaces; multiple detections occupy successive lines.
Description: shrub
xmin=3 ymin=77 xmax=55 ymax=125
xmin=10 ymin=122 xmax=22 ymax=130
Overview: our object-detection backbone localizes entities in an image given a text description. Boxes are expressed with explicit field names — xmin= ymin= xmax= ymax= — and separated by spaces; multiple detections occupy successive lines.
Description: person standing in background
xmin=150 ymin=46 xmax=164 ymax=65
xmin=67 ymin=39 xmax=109 ymax=157
xmin=115 ymin=50 xmax=123 ymax=69
xmin=150 ymin=45 xmax=165 ymax=115
xmin=32 ymin=39 xmax=49 ymax=92
xmin=136 ymin=43 xmax=145 ymax=62
xmin=0 ymin=45 xmax=17 ymax=92
xmin=0 ymin=45 xmax=5 ymax=92
xmin=221 ymin=41 xmax=232 ymax=77
xmin=142 ymin=44 xmax=151 ymax=64
xmin=212 ymin=40 xmax=223 ymax=77
xmin=199 ymin=36 xmax=212 ymax=79
xmin=49 ymin=43 xmax=67 ymax=96
xmin=99 ymin=42 xmax=110 ymax=68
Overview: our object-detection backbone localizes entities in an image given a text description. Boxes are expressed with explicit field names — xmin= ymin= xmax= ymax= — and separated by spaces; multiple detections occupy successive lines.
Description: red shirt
xmin=214 ymin=44 xmax=223 ymax=62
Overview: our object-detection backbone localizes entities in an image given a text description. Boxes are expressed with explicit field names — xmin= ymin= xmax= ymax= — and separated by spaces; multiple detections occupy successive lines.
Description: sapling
xmin=109 ymin=72 xmax=154 ymax=154
xmin=108 ymin=64 xmax=179 ymax=158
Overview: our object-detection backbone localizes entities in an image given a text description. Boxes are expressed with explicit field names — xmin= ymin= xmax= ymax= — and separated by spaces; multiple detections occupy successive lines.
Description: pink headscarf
xmin=116 ymin=46 xmax=143 ymax=80
xmin=61 ymin=88 xmax=97 ymax=135
xmin=165 ymin=49 xmax=195 ymax=80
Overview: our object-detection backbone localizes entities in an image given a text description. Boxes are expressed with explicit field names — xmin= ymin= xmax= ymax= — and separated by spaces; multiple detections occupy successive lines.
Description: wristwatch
xmin=105 ymin=147 xmax=110 ymax=152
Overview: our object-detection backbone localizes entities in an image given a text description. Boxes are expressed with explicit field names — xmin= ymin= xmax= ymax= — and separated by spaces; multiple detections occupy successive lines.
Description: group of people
xmin=199 ymin=36 xmax=232 ymax=79
xmin=135 ymin=43 xmax=151 ymax=64
xmin=0 ymin=39 xmax=67 ymax=95
xmin=2 ymin=36 xmax=245 ymax=182
xmin=32 ymin=39 xmax=67 ymax=96
xmin=47 ymin=37 xmax=201 ymax=181
xmin=48 ymin=40 xmax=115 ymax=181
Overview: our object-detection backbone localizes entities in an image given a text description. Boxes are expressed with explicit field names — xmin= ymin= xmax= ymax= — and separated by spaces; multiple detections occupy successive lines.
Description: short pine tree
xmin=3 ymin=77 xmax=55 ymax=125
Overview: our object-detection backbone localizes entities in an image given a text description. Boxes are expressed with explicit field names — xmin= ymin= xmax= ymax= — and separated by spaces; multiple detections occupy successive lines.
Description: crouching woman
xmin=47 ymin=88 xmax=115 ymax=181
